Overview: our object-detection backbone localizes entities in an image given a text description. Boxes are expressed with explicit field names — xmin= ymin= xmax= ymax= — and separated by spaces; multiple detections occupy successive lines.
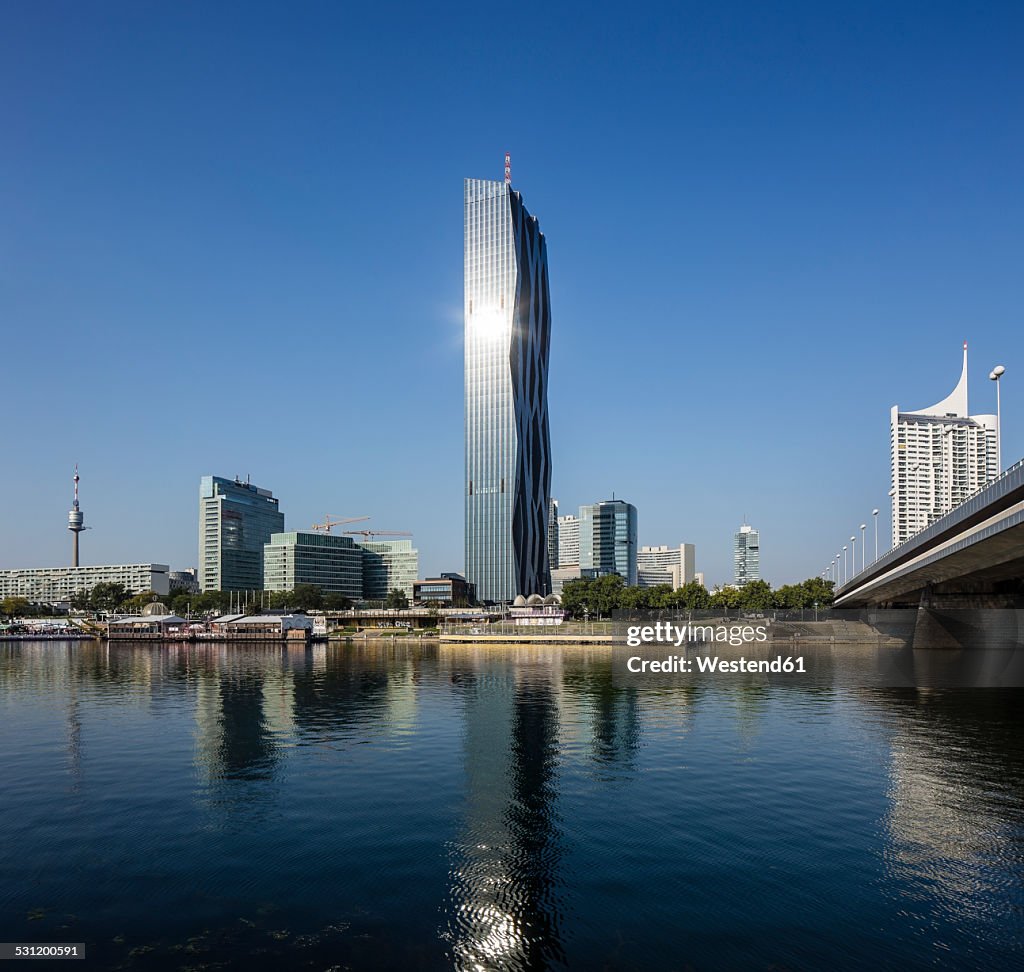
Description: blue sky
xmin=2 ymin=1 xmax=1021 ymax=586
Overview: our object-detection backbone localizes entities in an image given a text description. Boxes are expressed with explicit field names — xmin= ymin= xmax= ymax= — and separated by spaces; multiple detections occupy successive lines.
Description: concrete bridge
xmin=835 ymin=458 xmax=1024 ymax=609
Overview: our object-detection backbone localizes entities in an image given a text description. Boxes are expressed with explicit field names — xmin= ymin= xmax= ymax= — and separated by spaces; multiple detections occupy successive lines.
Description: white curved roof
xmin=906 ymin=344 xmax=968 ymax=418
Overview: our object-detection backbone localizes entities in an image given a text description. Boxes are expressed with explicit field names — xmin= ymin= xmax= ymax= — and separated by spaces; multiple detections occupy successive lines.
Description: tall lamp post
xmin=843 ymin=545 xmax=848 ymax=584
xmin=850 ymin=536 xmax=857 ymax=579
xmin=860 ymin=523 xmax=867 ymax=572
xmin=990 ymin=365 xmax=1005 ymax=473
xmin=872 ymin=509 xmax=879 ymax=563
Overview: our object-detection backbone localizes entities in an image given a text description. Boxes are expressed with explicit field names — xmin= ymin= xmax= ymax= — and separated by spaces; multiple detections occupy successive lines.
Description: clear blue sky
xmin=2 ymin=1 xmax=1021 ymax=587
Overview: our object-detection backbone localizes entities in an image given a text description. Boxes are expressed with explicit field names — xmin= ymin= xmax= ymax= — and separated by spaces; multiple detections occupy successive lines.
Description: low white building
xmin=0 ymin=564 xmax=170 ymax=603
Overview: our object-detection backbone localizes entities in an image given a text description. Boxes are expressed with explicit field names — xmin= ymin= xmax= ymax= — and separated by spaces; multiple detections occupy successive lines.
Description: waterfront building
xmin=734 ymin=523 xmax=760 ymax=585
xmin=579 ymin=500 xmax=638 ymax=586
xmin=168 ymin=568 xmax=200 ymax=594
xmin=413 ymin=573 xmax=476 ymax=606
xmin=547 ymin=499 xmax=560 ymax=570
xmin=358 ymin=539 xmax=419 ymax=601
xmin=550 ymin=566 xmax=598 ymax=596
xmin=0 ymin=564 xmax=170 ymax=603
xmin=198 ymin=475 xmax=284 ymax=592
xmin=890 ymin=344 xmax=998 ymax=545
xmin=263 ymin=531 xmax=363 ymax=599
xmin=637 ymin=544 xmax=696 ymax=590
xmin=464 ymin=173 xmax=553 ymax=601
xmin=557 ymin=514 xmax=580 ymax=567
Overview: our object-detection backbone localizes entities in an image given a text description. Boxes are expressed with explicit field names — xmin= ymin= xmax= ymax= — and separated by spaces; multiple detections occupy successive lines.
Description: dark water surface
xmin=1 ymin=641 xmax=1023 ymax=971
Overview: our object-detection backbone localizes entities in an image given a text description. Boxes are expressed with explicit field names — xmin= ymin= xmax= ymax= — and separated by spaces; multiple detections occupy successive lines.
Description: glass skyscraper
xmin=579 ymin=500 xmax=638 ymax=586
xmin=198 ymin=475 xmax=284 ymax=592
xmin=733 ymin=523 xmax=760 ymax=585
xmin=464 ymin=176 xmax=552 ymax=602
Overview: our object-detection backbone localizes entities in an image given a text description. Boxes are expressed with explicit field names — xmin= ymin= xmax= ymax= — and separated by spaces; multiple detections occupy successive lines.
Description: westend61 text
xmin=625 ymin=622 xmax=769 ymax=647
xmin=626 ymin=655 xmax=807 ymax=674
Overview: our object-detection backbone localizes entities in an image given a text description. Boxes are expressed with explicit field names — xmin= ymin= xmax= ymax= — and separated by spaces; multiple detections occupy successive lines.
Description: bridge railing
xmin=838 ymin=455 xmax=1024 ymax=595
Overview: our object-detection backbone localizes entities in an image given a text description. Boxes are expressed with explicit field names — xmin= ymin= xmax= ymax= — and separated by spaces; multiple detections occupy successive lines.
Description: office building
xmin=734 ymin=523 xmax=760 ymax=585
xmin=550 ymin=566 xmax=599 ymax=596
xmin=579 ymin=500 xmax=638 ymax=586
xmin=358 ymin=539 xmax=419 ymax=601
xmin=464 ymin=172 xmax=553 ymax=602
xmin=557 ymin=514 xmax=580 ymax=567
xmin=168 ymin=569 xmax=200 ymax=594
xmin=0 ymin=564 xmax=170 ymax=604
xmin=547 ymin=499 xmax=560 ymax=570
xmin=890 ymin=344 xmax=998 ymax=545
xmin=263 ymin=531 xmax=363 ymax=599
xmin=414 ymin=573 xmax=476 ymax=606
xmin=198 ymin=476 xmax=284 ymax=592
xmin=637 ymin=544 xmax=696 ymax=589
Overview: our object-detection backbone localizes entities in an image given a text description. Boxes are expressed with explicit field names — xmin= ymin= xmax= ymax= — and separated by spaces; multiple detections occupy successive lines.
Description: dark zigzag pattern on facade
xmin=509 ymin=190 xmax=553 ymax=596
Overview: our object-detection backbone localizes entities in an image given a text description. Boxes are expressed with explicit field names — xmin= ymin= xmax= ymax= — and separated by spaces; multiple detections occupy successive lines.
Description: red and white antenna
xmin=504 ymin=152 xmax=511 ymax=186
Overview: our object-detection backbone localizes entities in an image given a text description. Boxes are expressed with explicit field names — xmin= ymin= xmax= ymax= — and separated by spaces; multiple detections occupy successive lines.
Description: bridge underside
xmin=837 ymin=520 xmax=1024 ymax=609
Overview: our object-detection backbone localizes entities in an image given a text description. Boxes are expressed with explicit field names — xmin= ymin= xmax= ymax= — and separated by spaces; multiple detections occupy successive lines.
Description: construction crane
xmin=311 ymin=515 xmax=370 ymax=533
xmin=342 ymin=529 xmax=412 ymax=539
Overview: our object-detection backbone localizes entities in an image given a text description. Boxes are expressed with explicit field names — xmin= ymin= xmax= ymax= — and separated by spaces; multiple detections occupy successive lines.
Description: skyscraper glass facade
xmin=464 ymin=177 xmax=552 ymax=602
xmin=198 ymin=476 xmax=284 ymax=592
xmin=733 ymin=524 xmax=760 ymax=585
xmin=579 ymin=500 xmax=638 ymax=586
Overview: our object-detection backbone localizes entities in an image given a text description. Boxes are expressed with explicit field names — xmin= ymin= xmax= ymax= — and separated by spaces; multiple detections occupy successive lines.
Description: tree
xmin=676 ymin=580 xmax=711 ymax=610
xmin=559 ymin=577 xmax=593 ymax=618
xmin=800 ymin=576 xmax=834 ymax=607
xmin=773 ymin=584 xmax=807 ymax=610
xmin=1 ymin=596 xmax=30 ymax=618
xmin=738 ymin=579 xmax=774 ymax=611
xmin=709 ymin=585 xmax=742 ymax=610
xmin=87 ymin=582 xmax=132 ymax=613
xmin=618 ymin=585 xmax=650 ymax=612
xmin=385 ymin=588 xmax=409 ymax=609
xmin=70 ymin=589 xmax=92 ymax=612
xmin=122 ymin=591 xmax=162 ymax=614
xmin=323 ymin=592 xmax=353 ymax=611
xmin=588 ymin=574 xmax=625 ymax=617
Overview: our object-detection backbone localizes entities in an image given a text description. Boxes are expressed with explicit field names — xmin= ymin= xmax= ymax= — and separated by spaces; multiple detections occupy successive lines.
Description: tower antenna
xmin=504 ymin=152 xmax=511 ymax=186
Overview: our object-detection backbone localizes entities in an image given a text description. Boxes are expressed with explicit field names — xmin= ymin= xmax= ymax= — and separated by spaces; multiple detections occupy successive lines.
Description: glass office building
xmin=464 ymin=177 xmax=553 ymax=602
xmin=734 ymin=523 xmax=761 ymax=585
xmin=198 ymin=476 xmax=284 ymax=592
xmin=263 ymin=532 xmax=363 ymax=599
xmin=579 ymin=500 xmax=638 ymax=586
xmin=358 ymin=539 xmax=419 ymax=601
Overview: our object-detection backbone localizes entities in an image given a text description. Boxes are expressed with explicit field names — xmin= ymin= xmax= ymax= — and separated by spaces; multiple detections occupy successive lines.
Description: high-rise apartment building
xmin=637 ymin=544 xmax=696 ymax=589
xmin=890 ymin=344 xmax=997 ymax=545
xmin=464 ymin=173 xmax=552 ymax=602
xmin=358 ymin=539 xmax=419 ymax=601
xmin=198 ymin=476 xmax=284 ymax=592
xmin=557 ymin=514 xmax=580 ymax=567
xmin=734 ymin=523 xmax=760 ymax=585
xmin=579 ymin=500 xmax=638 ymax=586
xmin=263 ymin=531 xmax=363 ymax=600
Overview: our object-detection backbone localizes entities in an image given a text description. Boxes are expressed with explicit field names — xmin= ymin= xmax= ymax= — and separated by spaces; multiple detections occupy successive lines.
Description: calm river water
xmin=1 ymin=640 xmax=1023 ymax=971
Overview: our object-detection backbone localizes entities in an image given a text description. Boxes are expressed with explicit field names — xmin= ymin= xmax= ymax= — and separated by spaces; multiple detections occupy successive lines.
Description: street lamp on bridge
xmin=990 ymin=364 xmax=1005 ymax=473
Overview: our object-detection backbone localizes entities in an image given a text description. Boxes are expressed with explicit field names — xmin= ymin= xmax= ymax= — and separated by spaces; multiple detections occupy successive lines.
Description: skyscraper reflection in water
xmin=443 ymin=664 xmax=566 ymax=969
